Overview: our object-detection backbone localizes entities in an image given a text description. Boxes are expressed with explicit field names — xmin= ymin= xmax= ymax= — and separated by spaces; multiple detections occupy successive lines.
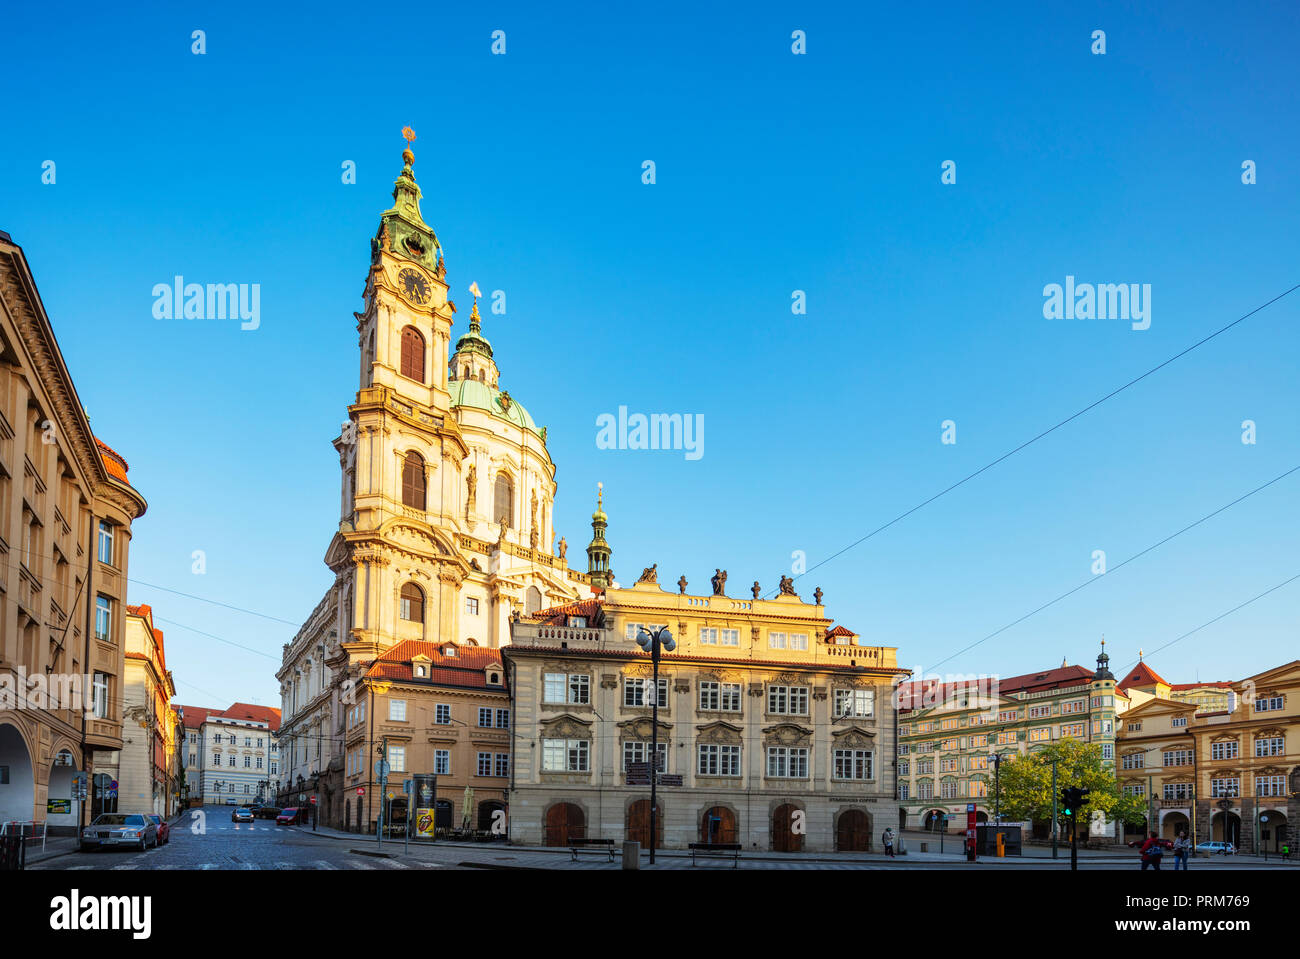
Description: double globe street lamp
xmin=635 ymin=626 xmax=676 ymax=865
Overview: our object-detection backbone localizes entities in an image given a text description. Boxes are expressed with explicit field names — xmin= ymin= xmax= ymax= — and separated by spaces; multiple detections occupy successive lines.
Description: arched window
xmin=402 ymin=451 xmax=426 ymax=510
xmin=400 ymin=327 xmax=425 ymax=382
xmin=494 ymin=473 xmax=513 ymax=526
xmin=477 ymin=370 xmax=485 ymax=383
xmin=400 ymin=583 xmax=424 ymax=623
xmin=462 ymin=364 xmax=470 ymax=380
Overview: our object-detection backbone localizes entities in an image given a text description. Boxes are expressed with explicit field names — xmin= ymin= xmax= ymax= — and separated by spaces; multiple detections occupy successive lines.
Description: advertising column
xmin=412 ymin=774 xmax=438 ymax=840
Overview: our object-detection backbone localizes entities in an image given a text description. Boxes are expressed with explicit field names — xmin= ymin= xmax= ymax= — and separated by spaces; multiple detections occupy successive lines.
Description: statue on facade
xmin=778 ymin=575 xmax=797 ymax=596
xmin=557 ymin=536 xmax=567 ymax=560
xmin=677 ymin=575 xmax=687 ymax=595
xmin=465 ymin=463 xmax=477 ymax=511
xmin=814 ymin=586 xmax=823 ymax=605
xmin=711 ymin=569 xmax=727 ymax=596
xmin=496 ymin=515 xmax=509 ymax=549
xmin=751 ymin=581 xmax=761 ymax=599
xmin=637 ymin=563 xmax=658 ymax=584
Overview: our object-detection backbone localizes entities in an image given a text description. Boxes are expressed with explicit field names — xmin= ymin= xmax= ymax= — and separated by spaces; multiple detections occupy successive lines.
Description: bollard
xmin=623 ymin=840 xmax=640 ymax=869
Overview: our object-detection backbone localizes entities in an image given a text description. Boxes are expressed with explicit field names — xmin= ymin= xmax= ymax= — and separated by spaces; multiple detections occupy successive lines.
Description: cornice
xmin=0 ymin=244 xmax=111 ymax=494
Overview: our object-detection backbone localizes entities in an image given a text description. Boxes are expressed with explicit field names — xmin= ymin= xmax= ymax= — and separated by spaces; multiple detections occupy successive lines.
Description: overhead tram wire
xmin=920 ymin=464 xmax=1300 ymax=674
xmin=772 ymin=281 xmax=1300 ymax=596
xmin=1121 ymin=572 xmax=1300 ymax=669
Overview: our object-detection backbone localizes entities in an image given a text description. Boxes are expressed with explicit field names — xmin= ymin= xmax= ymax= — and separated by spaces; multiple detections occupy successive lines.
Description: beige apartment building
xmin=0 ymin=230 xmax=147 ymax=833
xmin=339 ymin=640 xmax=510 ymax=833
xmin=1118 ymin=659 xmax=1299 ymax=851
xmin=897 ymin=649 xmax=1127 ymax=837
xmin=505 ymin=568 xmax=906 ymax=853
xmin=104 ymin=604 xmax=179 ymax=817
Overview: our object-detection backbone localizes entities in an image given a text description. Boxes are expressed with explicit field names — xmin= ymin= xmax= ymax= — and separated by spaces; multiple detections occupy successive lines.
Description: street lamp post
xmin=992 ymin=753 xmax=1002 ymax=824
xmin=635 ymin=626 xmax=675 ymax=866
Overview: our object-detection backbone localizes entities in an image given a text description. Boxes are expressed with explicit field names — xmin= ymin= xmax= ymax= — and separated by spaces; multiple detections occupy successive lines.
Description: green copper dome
xmin=449 ymin=378 xmax=543 ymax=438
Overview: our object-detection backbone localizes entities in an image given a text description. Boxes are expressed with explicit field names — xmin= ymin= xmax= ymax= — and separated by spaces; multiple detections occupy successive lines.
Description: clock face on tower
xmin=398 ymin=268 xmax=431 ymax=306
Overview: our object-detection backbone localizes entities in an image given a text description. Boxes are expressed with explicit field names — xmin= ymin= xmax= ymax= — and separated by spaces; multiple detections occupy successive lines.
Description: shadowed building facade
xmin=505 ymin=557 xmax=906 ymax=853
xmin=0 ymin=231 xmax=147 ymax=833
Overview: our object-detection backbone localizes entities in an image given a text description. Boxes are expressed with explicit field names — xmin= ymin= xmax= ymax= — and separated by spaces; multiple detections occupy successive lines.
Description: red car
xmin=276 ymin=807 xmax=304 ymax=825
xmin=146 ymin=814 xmax=170 ymax=845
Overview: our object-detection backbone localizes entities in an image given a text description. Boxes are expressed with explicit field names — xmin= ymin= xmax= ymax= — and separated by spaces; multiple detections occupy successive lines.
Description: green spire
xmin=454 ymin=300 xmax=493 ymax=358
xmin=587 ymin=482 xmax=612 ymax=588
xmin=375 ymin=128 xmax=442 ymax=273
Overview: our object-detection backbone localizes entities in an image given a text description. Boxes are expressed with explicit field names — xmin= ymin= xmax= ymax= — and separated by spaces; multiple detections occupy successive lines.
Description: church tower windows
xmin=400 ymin=326 xmax=425 ymax=383
xmin=494 ymin=472 xmax=513 ymax=527
xmin=401 ymin=451 xmax=426 ymax=510
xmin=400 ymin=583 xmax=425 ymax=623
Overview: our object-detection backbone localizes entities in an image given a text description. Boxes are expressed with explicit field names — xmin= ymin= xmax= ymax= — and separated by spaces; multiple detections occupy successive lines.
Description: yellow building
xmin=340 ymin=640 xmax=509 ymax=834
xmin=1116 ymin=659 xmax=1300 ymax=852
xmin=505 ymin=539 xmax=906 ymax=853
xmin=0 ymin=230 xmax=148 ymax=833
xmin=898 ymin=647 xmax=1128 ymax=837
xmin=101 ymin=605 xmax=178 ymax=817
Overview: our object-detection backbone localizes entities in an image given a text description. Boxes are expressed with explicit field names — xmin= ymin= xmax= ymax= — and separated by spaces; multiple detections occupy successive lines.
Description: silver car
xmin=80 ymin=813 xmax=159 ymax=852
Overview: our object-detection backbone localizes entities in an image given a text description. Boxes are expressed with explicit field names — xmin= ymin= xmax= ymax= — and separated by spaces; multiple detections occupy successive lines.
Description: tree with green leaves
xmin=994 ymin=739 xmax=1146 ymax=829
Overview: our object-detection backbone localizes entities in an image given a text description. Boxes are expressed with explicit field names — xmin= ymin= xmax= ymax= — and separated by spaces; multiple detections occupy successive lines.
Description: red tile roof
xmin=896 ymin=664 xmax=1094 ymax=713
xmin=364 ymin=640 xmax=504 ymax=689
xmin=1118 ymin=661 xmax=1170 ymax=691
xmin=528 ymin=598 xmax=606 ymax=625
xmin=217 ymin=703 xmax=282 ymax=731
xmin=177 ymin=705 xmax=215 ymax=729
xmin=825 ymin=625 xmax=858 ymax=638
xmin=95 ymin=438 xmax=131 ymax=485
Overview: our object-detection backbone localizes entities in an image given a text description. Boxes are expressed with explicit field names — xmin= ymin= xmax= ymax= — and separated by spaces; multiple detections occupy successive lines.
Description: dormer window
xmin=414 ymin=665 xmax=427 ymax=678
xmin=444 ymin=646 xmax=456 ymax=657
xmin=569 ymin=616 xmax=587 ymax=628
xmin=488 ymin=671 xmax=501 ymax=685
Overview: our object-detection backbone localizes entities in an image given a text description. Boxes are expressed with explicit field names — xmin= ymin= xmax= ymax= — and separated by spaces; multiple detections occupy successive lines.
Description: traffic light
xmin=1060 ymin=786 xmax=1091 ymax=816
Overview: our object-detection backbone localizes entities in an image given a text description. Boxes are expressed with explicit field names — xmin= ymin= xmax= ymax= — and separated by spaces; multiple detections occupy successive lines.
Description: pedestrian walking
xmin=1172 ymin=830 xmax=1191 ymax=870
xmin=882 ymin=827 xmax=895 ymax=857
xmin=1128 ymin=831 xmax=1169 ymax=870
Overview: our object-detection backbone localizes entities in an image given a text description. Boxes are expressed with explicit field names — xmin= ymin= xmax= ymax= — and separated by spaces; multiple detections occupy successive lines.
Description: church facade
xmin=276 ymin=139 xmax=588 ymax=821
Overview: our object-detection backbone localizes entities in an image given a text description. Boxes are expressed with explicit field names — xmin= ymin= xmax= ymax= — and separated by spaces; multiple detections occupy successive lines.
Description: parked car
xmin=80 ymin=814 xmax=158 ymax=852
xmin=276 ymin=807 xmax=301 ymax=825
xmin=1196 ymin=840 xmax=1236 ymax=855
xmin=232 ymin=808 xmax=254 ymax=823
xmin=146 ymin=814 xmax=171 ymax=845
xmin=254 ymin=806 xmax=282 ymax=820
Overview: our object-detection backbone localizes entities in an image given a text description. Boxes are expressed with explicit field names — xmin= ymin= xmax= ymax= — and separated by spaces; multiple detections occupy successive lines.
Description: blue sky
xmin=2 ymin=1 xmax=1297 ymax=708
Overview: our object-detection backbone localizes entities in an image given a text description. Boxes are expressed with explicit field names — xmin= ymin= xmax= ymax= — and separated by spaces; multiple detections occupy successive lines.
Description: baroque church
xmin=275 ymin=136 xmax=606 ymax=814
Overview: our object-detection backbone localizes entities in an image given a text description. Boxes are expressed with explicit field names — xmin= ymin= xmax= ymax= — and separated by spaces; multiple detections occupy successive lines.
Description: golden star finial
xmin=402 ymin=126 xmax=417 ymax=146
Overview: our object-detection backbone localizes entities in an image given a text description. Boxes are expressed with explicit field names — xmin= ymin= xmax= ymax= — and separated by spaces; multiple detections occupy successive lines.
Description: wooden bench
xmin=569 ymin=836 xmax=613 ymax=857
xmin=570 ymin=838 xmax=615 ymax=862
xmin=688 ymin=842 xmax=741 ymax=867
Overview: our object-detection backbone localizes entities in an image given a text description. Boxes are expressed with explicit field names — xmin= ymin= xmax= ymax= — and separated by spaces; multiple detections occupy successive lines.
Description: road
xmin=28 ymin=807 xmax=1295 ymax=871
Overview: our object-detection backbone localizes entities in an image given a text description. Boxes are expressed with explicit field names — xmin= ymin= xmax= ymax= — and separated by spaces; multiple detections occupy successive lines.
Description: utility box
xmin=976 ymin=823 xmax=1022 ymax=856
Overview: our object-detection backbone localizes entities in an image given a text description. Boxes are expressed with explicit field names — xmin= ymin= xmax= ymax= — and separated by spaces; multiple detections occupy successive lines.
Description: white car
xmin=1195 ymin=840 xmax=1235 ymax=855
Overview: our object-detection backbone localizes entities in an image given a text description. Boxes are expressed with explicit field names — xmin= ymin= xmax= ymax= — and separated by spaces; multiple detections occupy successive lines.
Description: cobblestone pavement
xmin=27 ymin=807 xmax=1294 ymax=871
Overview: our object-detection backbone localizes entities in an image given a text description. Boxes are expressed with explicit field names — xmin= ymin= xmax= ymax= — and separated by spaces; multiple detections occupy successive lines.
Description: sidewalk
xmin=300 ymin=822 xmax=981 ymax=866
